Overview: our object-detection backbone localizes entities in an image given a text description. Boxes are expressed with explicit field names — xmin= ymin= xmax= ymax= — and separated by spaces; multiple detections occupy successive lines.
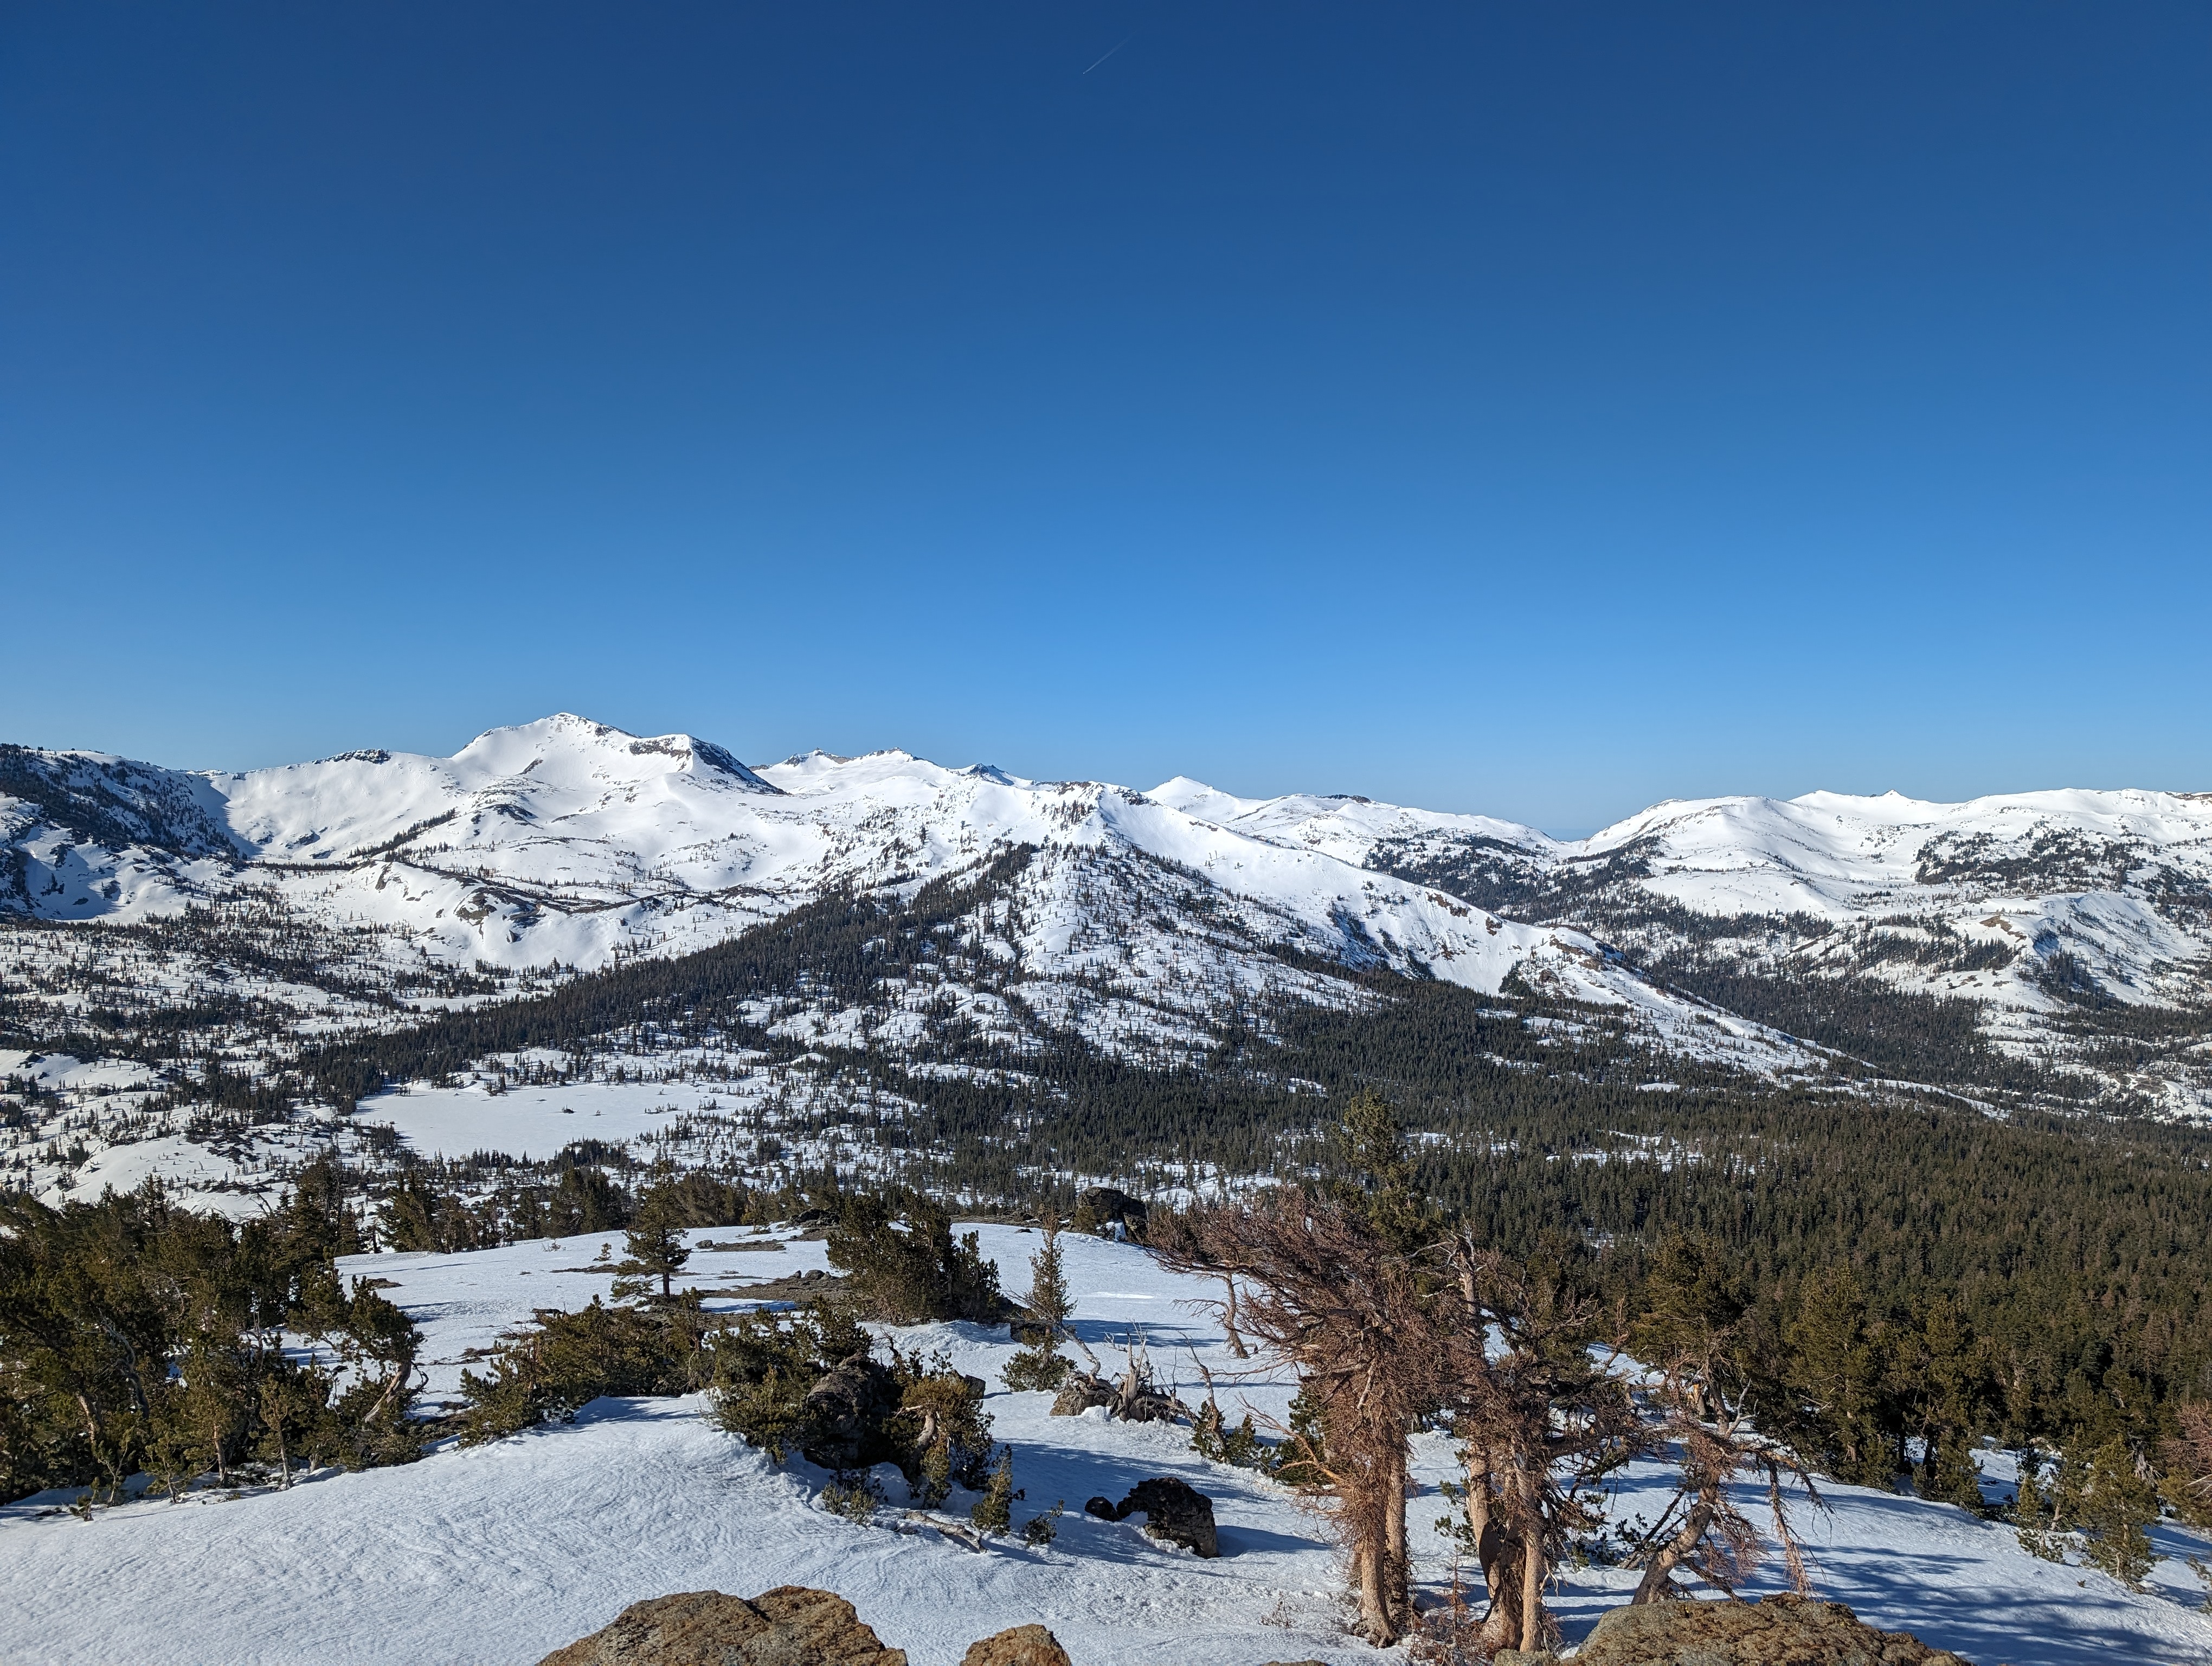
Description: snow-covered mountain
xmin=4 ymin=714 xmax=2209 ymax=1111
xmin=1175 ymin=778 xmax=2212 ymax=1109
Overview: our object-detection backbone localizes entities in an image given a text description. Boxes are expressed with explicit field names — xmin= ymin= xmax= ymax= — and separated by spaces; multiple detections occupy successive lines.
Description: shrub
xmin=827 ymin=1192 xmax=1001 ymax=1323
xmin=458 ymin=1294 xmax=710 ymax=1444
xmin=970 ymin=1445 xmax=1014 ymax=1535
xmin=710 ymin=1310 xmax=993 ymax=1503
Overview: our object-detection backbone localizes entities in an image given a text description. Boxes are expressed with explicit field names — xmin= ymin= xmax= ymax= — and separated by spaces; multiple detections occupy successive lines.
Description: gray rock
xmin=1573 ymin=1594 xmax=1967 ymax=1665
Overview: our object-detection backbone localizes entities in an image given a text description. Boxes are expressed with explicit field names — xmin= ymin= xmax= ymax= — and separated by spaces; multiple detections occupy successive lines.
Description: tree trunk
xmin=1354 ymin=1532 xmax=1392 ymax=1644
xmin=1383 ymin=1447 xmax=1411 ymax=1636
xmin=1220 ymin=1277 xmax=1250 ymax=1359
xmin=1477 ymin=1532 xmax=1525 ymax=1652
xmin=74 ymin=1392 xmax=108 ymax=1490
xmin=1463 ymin=1445 xmax=1498 ymax=1592
xmin=1632 ymin=1492 xmax=1714 ymax=1603
xmin=1519 ymin=1517 xmax=1547 ymax=1652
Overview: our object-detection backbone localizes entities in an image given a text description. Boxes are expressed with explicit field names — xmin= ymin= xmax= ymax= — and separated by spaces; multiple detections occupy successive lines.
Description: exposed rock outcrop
xmin=959 ymin=1624 xmax=1073 ymax=1666
xmin=1513 ymin=1594 xmax=1967 ymax=1666
xmin=535 ymin=1587 xmax=906 ymax=1666
xmin=1082 ymin=1477 xmax=1219 ymax=1557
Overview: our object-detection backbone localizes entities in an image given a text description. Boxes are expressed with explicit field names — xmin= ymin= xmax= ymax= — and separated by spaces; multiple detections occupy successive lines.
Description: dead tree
xmin=1629 ymin=1348 xmax=1821 ymax=1603
xmin=1436 ymin=1238 xmax=1644 ymax=1656
xmin=1623 ymin=1233 xmax=1823 ymax=1604
xmin=1153 ymin=1192 xmax=1450 ymax=1645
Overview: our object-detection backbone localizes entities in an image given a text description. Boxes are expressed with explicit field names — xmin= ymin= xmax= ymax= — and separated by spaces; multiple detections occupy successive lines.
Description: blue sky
xmin=3 ymin=3 xmax=2205 ymax=831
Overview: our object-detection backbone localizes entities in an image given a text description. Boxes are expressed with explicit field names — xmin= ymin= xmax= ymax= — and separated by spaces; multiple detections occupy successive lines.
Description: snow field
xmin=4 ymin=1227 xmax=2211 ymax=1665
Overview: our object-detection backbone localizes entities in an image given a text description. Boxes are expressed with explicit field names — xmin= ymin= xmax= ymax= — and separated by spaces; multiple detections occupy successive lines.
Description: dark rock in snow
xmin=959 ymin=1624 xmax=1073 ymax=1666
xmin=797 ymin=1349 xmax=906 ymax=1472
xmin=535 ymin=1587 xmax=906 ymax=1666
xmin=1076 ymin=1186 xmax=1147 ymax=1234
xmin=1081 ymin=1476 xmax=1219 ymax=1557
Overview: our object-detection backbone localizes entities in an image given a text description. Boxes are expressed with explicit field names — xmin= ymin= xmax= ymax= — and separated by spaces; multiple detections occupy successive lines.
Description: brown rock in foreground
xmin=535 ymin=1587 xmax=908 ymax=1666
xmin=1528 ymin=1594 xmax=1967 ymax=1666
xmin=959 ymin=1623 xmax=1073 ymax=1666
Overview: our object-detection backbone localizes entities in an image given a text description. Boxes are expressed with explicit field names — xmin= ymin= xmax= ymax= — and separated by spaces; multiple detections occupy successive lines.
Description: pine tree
xmin=1326 ymin=1091 xmax=1427 ymax=1252
xmin=2073 ymin=1437 xmax=2159 ymax=1587
xmin=2016 ymin=1436 xmax=2157 ymax=1586
xmin=1004 ymin=1222 xmax=1073 ymax=1392
xmin=970 ymin=1446 xmax=1014 ymax=1535
xmin=613 ymin=1159 xmax=692 ymax=1304
xmin=1785 ymin=1267 xmax=1892 ymax=1487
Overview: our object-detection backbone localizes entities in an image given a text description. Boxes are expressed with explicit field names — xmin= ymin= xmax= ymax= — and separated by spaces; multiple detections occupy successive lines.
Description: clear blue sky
xmin=3 ymin=4 xmax=2205 ymax=831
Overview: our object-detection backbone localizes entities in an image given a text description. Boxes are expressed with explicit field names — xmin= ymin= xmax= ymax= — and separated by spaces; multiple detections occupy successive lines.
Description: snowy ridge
xmin=0 ymin=716 xmax=1716 ymax=1020
xmin=1161 ymin=776 xmax=2212 ymax=1111
xmin=4 ymin=714 xmax=2209 ymax=1103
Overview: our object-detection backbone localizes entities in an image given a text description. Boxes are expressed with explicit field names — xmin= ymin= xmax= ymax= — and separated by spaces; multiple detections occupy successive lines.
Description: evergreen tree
xmin=1903 ymin=1297 xmax=1989 ymax=1511
xmin=2071 ymin=1437 xmax=2159 ymax=1587
xmin=613 ymin=1159 xmax=693 ymax=1304
xmin=1784 ymin=1266 xmax=1893 ymax=1487
xmin=1325 ymin=1091 xmax=1427 ymax=1252
xmin=2018 ymin=1436 xmax=2158 ymax=1586
xmin=970 ymin=1445 xmax=1014 ymax=1535
xmin=1003 ymin=1221 xmax=1073 ymax=1392
xmin=827 ymin=1191 xmax=1000 ymax=1324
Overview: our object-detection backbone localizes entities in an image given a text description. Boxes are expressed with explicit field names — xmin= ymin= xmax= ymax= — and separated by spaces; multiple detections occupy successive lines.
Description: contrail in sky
xmin=1081 ymin=37 xmax=1130 ymax=75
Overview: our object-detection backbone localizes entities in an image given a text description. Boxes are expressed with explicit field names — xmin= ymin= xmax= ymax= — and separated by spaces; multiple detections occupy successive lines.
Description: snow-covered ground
xmin=4 ymin=1227 xmax=2209 ymax=1666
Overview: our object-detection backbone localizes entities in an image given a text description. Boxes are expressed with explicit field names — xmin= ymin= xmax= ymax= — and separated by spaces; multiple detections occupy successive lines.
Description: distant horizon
xmin=8 ymin=705 xmax=2202 ymax=840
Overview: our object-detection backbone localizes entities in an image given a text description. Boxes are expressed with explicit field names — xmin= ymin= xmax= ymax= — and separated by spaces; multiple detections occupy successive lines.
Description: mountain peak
xmin=451 ymin=714 xmax=779 ymax=792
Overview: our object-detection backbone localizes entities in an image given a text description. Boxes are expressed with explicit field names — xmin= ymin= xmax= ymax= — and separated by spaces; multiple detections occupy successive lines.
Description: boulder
xmin=959 ymin=1624 xmax=1073 ymax=1666
xmin=796 ymin=1349 xmax=904 ymax=1471
xmin=1081 ymin=1477 xmax=1219 ymax=1557
xmin=1562 ymin=1594 xmax=1967 ymax=1666
xmin=1076 ymin=1186 xmax=1147 ymax=1235
xmin=535 ymin=1587 xmax=905 ymax=1666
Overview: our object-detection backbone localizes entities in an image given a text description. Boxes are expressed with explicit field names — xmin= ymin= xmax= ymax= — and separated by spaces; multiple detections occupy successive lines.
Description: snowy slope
xmin=1163 ymin=779 xmax=2212 ymax=1009
xmin=2 ymin=1227 xmax=2207 ymax=1666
